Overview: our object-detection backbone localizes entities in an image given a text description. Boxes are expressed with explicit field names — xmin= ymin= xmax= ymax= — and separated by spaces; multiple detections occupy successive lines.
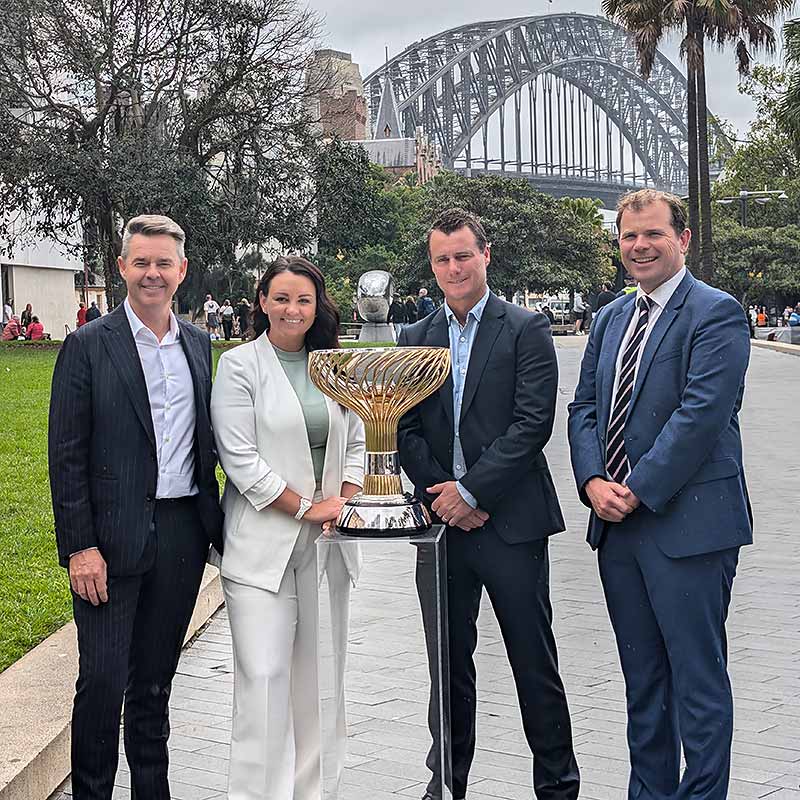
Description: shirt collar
xmin=124 ymin=297 xmax=180 ymax=344
xmin=444 ymin=287 xmax=491 ymax=326
xmin=638 ymin=266 xmax=686 ymax=310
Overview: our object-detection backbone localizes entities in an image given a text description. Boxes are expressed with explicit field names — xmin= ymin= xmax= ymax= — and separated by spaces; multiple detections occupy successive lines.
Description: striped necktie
xmin=606 ymin=296 xmax=653 ymax=483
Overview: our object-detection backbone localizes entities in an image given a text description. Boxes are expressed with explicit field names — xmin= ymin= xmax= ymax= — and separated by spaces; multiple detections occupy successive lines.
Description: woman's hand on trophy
xmin=305 ymin=496 xmax=347 ymax=525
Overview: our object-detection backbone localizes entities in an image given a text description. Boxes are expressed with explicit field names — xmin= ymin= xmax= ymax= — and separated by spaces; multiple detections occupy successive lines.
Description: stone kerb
xmin=0 ymin=565 xmax=223 ymax=800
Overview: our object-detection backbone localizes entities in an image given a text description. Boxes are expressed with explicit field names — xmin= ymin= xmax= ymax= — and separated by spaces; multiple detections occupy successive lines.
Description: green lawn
xmin=0 ymin=347 xmax=71 ymax=673
xmin=0 ymin=337 xmax=394 ymax=673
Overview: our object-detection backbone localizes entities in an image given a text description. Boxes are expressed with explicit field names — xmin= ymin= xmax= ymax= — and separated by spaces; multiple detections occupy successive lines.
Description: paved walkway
xmin=53 ymin=340 xmax=800 ymax=800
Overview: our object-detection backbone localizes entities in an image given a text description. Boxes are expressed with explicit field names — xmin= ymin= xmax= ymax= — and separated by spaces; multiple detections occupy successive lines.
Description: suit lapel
xmin=178 ymin=321 xmax=205 ymax=421
xmin=459 ymin=295 xmax=505 ymax=424
xmin=627 ymin=271 xmax=695 ymax=418
xmin=598 ymin=298 xmax=635 ymax=434
xmin=424 ymin=308 xmax=454 ymax=430
xmin=101 ymin=305 xmax=156 ymax=452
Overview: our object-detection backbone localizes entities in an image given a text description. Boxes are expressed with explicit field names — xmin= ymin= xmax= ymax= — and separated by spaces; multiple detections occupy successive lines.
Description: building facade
xmin=1 ymin=232 xmax=81 ymax=338
xmin=307 ymin=50 xmax=368 ymax=141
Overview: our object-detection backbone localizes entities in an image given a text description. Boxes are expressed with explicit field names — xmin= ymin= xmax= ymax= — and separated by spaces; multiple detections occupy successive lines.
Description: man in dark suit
xmin=398 ymin=208 xmax=580 ymax=800
xmin=49 ymin=214 xmax=223 ymax=800
xmin=568 ymin=190 xmax=752 ymax=800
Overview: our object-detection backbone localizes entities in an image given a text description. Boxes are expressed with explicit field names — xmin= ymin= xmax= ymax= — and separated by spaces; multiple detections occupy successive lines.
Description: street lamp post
xmin=715 ymin=187 xmax=788 ymax=226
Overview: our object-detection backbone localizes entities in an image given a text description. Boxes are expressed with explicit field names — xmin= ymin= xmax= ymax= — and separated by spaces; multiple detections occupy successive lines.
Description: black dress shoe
xmin=422 ymin=794 xmax=465 ymax=800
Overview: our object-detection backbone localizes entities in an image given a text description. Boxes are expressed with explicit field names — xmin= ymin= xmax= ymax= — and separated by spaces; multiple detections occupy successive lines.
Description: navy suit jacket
xmin=568 ymin=270 xmax=753 ymax=557
xmin=49 ymin=304 xmax=224 ymax=574
xmin=397 ymin=292 xmax=565 ymax=543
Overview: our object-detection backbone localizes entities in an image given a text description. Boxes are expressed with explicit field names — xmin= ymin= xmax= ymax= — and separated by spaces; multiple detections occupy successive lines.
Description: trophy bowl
xmin=308 ymin=346 xmax=451 ymax=536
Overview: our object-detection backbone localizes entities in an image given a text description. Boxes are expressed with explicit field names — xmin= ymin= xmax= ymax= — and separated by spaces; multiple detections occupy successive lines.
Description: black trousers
xmin=70 ymin=497 xmax=208 ymax=800
xmin=222 ymin=318 xmax=233 ymax=340
xmin=417 ymin=528 xmax=580 ymax=800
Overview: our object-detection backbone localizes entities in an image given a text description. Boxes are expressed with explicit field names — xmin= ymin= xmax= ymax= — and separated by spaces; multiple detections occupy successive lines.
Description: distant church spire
xmin=373 ymin=72 xmax=402 ymax=140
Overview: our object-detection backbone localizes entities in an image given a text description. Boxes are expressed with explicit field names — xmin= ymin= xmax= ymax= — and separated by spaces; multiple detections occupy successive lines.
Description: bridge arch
xmin=364 ymin=13 xmax=730 ymax=201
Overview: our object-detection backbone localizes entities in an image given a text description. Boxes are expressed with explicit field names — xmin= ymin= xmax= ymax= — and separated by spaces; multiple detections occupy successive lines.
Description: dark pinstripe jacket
xmin=48 ymin=304 xmax=224 ymax=575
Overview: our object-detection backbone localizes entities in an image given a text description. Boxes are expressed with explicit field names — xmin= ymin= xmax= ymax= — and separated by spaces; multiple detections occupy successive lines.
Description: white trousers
xmin=223 ymin=519 xmax=351 ymax=800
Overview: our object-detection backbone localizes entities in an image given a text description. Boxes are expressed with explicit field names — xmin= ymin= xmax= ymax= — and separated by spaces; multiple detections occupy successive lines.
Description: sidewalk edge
xmin=0 ymin=565 xmax=223 ymax=800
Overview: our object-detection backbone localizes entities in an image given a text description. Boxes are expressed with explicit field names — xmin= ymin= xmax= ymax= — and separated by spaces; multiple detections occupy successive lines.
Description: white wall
xmin=9 ymin=264 xmax=78 ymax=338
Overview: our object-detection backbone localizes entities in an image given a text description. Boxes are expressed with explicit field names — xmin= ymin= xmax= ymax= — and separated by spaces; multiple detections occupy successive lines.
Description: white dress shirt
xmin=609 ymin=266 xmax=686 ymax=418
xmin=124 ymin=299 xmax=198 ymax=498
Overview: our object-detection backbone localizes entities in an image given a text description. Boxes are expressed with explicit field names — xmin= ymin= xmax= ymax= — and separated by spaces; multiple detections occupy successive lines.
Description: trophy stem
xmin=363 ymin=473 xmax=404 ymax=496
xmin=362 ymin=450 xmax=404 ymax=496
xmin=363 ymin=423 xmax=397 ymax=454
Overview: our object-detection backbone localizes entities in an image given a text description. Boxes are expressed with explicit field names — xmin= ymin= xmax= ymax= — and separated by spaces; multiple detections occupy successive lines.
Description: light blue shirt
xmin=444 ymin=287 xmax=491 ymax=510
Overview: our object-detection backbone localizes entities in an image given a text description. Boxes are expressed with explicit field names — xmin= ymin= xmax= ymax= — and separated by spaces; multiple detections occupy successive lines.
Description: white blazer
xmin=210 ymin=334 xmax=365 ymax=593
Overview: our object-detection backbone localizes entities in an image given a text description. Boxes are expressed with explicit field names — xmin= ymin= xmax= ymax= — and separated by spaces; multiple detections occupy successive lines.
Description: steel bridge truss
xmin=365 ymin=13 xmax=730 ymax=197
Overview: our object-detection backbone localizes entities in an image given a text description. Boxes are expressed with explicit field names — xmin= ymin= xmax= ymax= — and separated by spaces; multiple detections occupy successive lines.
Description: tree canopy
xmin=712 ymin=65 xmax=800 ymax=304
xmin=0 ymin=0 xmax=322 ymax=311
xmin=318 ymin=169 xmax=615 ymax=300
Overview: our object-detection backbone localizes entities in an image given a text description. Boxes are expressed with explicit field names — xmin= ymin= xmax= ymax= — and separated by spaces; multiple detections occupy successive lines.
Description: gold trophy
xmin=308 ymin=347 xmax=451 ymax=535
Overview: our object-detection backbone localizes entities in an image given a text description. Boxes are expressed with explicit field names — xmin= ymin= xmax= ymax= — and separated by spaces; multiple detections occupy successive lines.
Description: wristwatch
xmin=295 ymin=497 xmax=313 ymax=521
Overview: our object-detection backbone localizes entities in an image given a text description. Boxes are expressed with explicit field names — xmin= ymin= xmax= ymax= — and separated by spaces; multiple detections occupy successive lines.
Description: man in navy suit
xmin=399 ymin=208 xmax=579 ymax=800
xmin=49 ymin=215 xmax=223 ymax=799
xmin=568 ymin=190 xmax=752 ymax=799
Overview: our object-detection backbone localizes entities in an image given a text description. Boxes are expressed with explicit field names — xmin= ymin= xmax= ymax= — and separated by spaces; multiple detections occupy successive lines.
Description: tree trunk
xmin=96 ymin=201 xmax=120 ymax=310
xmin=686 ymin=20 xmax=701 ymax=271
xmin=696 ymin=29 xmax=715 ymax=284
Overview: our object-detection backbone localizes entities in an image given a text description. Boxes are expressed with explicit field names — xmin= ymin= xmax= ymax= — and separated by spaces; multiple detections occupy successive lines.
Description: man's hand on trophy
xmin=427 ymin=481 xmax=488 ymax=531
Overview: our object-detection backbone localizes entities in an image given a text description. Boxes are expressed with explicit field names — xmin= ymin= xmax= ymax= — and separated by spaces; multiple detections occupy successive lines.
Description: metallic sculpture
xmin=309 ymin=346 xmax=451 ymax=535
xmin=356 ymin=270 xmax=393 ymax=323
xmin=364 ymin=14 xmax=732 ymax=204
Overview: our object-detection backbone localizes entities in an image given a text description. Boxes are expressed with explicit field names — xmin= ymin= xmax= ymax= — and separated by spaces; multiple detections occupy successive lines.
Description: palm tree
xmin=603 ymin=0 xmax=792 ymax=283
xmin=561 ymin=197 xmax=606 ymax=229
xmin=778 ymin=19 xmax=800 ymax=151
xmin=699 ymin=0 xmax=793 ymax=281
xmin=603 ymin=0 xmax=707 ymax=270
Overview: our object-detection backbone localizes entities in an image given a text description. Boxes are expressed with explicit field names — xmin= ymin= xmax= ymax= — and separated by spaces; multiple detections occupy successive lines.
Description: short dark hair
xmin=31 ymin=316 xmax=39 ymax=323
xmin=427 ymin=208 xmax=488 ymax=255
xmin=251 ymin=256 xmax=340 ymax=350
xmin=616 ymin=189 xmax=688 ymax=237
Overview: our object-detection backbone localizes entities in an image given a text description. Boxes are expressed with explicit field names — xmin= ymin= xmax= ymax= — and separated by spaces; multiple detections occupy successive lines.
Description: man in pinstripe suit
xmin=49 ymin=215 xmax=224 ymax=800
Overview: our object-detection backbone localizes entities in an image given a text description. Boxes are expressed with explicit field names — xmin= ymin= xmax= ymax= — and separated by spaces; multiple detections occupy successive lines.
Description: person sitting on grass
xmin=26 ymin=316 xmax=45 ymax=340
xmin=1 ymin=315 xmax=22 ymax=340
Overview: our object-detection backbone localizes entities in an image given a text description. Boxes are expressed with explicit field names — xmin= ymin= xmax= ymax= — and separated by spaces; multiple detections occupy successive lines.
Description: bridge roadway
xmin=53 ymin=339 xmax=800 ymax=800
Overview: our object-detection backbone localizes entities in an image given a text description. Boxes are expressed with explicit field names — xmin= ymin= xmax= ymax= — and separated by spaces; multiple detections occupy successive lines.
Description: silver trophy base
xmin=335 ymin=492 xmax=431 ymax=537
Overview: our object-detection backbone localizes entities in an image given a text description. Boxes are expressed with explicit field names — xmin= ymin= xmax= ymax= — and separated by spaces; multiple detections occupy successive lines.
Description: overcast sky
xmin=308 ymin=0 xmax=791 ymax=139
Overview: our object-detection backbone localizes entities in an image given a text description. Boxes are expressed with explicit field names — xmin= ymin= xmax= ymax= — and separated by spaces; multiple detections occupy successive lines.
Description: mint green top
xmin=274 ymin=345 xmax=329 ymax=483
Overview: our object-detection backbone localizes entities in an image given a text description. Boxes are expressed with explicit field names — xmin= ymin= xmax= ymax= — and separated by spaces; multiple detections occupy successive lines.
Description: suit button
xmin=146 ymin=495 xmax=154 ymax=502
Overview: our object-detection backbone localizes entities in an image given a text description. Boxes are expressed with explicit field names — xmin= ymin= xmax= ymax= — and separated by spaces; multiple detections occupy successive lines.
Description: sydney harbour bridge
xmin=363 ymin=13 xmax=731 ymax=206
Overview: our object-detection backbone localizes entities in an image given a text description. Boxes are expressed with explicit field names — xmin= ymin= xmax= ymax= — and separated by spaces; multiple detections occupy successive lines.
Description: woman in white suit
xmin=210 ymin=256 xmax=365 ymax=800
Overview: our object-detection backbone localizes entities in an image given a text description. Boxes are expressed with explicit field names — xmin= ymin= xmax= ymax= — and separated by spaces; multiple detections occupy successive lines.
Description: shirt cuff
xmin=456 ymin=481 xmax=478 ymax=509
xmin=69 ymin=547 xmax=99 ymax=558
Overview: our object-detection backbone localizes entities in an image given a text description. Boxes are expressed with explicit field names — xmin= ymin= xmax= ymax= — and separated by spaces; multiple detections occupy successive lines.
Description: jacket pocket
xmin=686 ymin=457 xmax=740 ymax=485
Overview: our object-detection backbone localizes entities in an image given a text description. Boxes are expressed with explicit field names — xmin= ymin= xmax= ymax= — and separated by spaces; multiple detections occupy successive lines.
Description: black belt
xmin=155 ymin=495 xmax=196 ymax=504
